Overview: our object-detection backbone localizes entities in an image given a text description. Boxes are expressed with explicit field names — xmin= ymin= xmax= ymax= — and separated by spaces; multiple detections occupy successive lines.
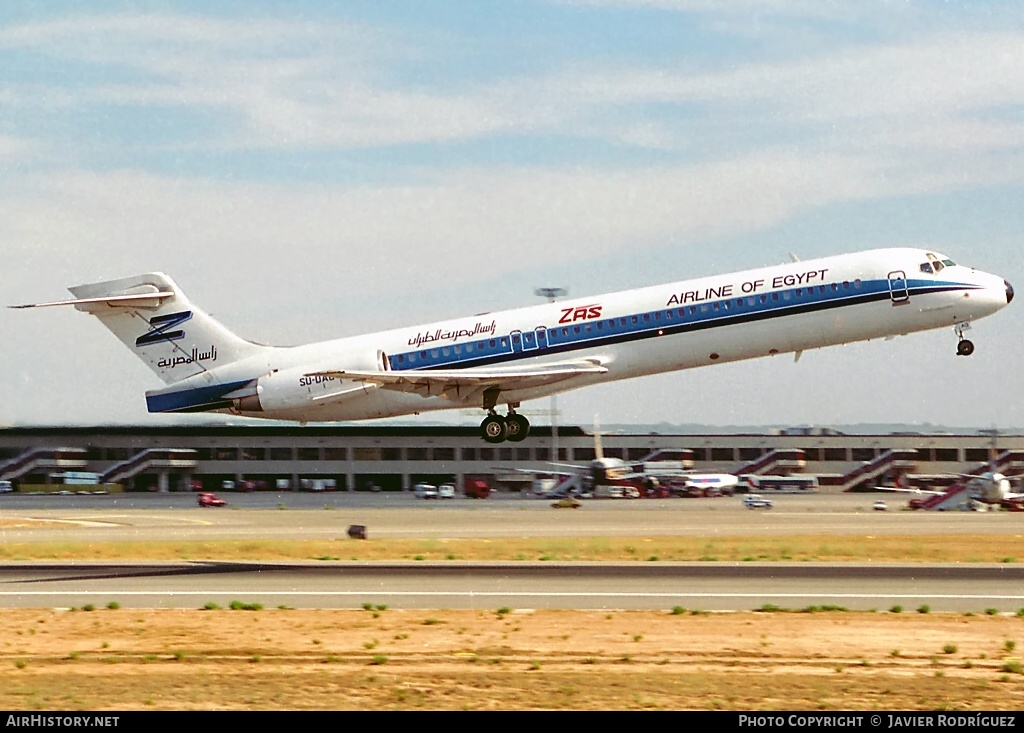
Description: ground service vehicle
xmin=197 ymin=492 xmax=226 ymax=507
xmin=741 ymin=475 xmax=818 ymax=493
xmin=743 ymin=494 xmax=773 ymax=509
xmin=437 ymin=483 xmax=456 ymax=499
xmin=413 ymin=483 xmax=438 ymax=499
xmin=463 ymin=479 xmax=492 ymax=499
xmin=552 ymin=497 xmax=582 ymax=509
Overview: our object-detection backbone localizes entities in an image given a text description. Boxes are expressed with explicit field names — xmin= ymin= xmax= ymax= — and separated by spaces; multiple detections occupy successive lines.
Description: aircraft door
xmin=535 ymin=326 xmax=549 ymax=349
xmin=887 ymin=271 xmax=909 ymax=305
xmin=510 ymin=330 xmax=523 ymax=353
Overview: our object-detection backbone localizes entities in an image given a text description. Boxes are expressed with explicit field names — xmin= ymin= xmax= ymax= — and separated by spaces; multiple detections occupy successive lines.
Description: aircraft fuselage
xmin=176 ymin=247 xmax=1010 ymax=424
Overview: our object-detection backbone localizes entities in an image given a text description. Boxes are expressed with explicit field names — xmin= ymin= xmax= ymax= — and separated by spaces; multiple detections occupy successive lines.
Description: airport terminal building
xmin=1 ymin=424 xmax=1021 ymax=494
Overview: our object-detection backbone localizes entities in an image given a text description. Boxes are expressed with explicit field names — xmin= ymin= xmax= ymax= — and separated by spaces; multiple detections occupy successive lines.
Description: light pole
xmin=535 ymin=287 xmax=567 ymax=462
xmin=535 ymin=287 xmax=567 ymax=302
xmin=979 ymin=428 xmax=1000 ymax=463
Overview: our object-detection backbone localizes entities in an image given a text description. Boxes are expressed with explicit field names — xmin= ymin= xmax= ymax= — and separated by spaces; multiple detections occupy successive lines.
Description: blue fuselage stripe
xmin=147 ymin=379 xmax=253 ymax=414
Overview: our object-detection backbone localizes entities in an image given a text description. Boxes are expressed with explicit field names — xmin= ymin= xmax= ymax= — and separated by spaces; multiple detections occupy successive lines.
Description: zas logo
xmin=136 ymin=311 xmax=193 ymax=347
xmin=558 ymin=304 xmax=602 ymax=324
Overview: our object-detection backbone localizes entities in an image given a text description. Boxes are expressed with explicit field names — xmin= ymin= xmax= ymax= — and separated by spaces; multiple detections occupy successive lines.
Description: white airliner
xmin=13 ymin=248 xmax=1013 ymax=443
xmin=511 ymin=424 xmax=739 ymax=497
xmin=879 ymin=472 xmax=1024 ymax=507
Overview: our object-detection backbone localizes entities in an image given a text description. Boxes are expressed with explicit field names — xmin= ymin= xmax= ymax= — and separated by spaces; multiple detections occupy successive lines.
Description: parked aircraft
xmin=962 ymin=472 xmax=1024 ymax=505
xmin=879 ymin=472 xmax=1024 ymax=509
xmin=530 ymin=455 xmax=739 ymax=498
xmin=13 ymin=248 xmax=1012 ymax=442
xmin=502 ymin=422 xmax=739 ymax=497
xmin=621 ymin=448 xmax=740 ymax=494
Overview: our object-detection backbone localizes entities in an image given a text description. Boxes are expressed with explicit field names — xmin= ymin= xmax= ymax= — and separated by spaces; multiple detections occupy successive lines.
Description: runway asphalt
xmin=0 ymin=491 xmax=1022 ymax=611
xmin=0 ymin=490 xmax=1020 ymax=542
xmin=0 ymin=560 xmax=1022 ymax=612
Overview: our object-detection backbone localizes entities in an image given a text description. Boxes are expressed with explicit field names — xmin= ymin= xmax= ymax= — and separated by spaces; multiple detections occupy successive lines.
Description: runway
xmin=0 ymin=491 xmax=1022 ymax=611
xmin=0 ymin=561 xmax=1022 ymax=612
xmin=1 ymin=490 xmax=1021 ymax=542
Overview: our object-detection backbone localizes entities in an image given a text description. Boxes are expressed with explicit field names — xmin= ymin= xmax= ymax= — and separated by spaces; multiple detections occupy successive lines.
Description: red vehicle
xmin=197 ymin=492 xmax=227 ymax=507
xmin=463 ymin=478 xmax=492 ymax=499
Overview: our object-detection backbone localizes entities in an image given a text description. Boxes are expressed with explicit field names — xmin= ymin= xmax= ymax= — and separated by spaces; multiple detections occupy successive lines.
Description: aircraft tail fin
xmin=28 ymin=273 xmax=267 ymax=384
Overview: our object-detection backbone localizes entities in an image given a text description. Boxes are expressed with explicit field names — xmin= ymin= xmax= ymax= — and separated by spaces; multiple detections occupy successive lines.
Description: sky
xmin=2 ymin=0 xmax=1024 ymax=430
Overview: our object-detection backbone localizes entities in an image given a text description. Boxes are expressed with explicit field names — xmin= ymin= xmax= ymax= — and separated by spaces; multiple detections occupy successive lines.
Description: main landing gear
xmin=480 ymin=412 xmax=531 ymax=444
xmin=479 ymin=389 xmax=531 ymax=443
xmin=955 ymin=322 xmax=975 ymax=357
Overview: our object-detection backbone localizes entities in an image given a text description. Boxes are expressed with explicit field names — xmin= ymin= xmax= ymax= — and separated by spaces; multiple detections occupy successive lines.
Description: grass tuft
xmin=229 ymin=600 xmax=263 ymax=611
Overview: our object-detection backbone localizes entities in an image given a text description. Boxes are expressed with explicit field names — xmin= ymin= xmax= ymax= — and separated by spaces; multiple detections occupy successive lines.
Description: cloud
xmin=0 ymin=140 xmax=1002 ymax=328
xmin=0 ymin=134 xmax=34 ymax=160
xmin=4 ymin=10 xmax=1024 ymax=169
xmin=2 ymin=4 xmax=1023 ymax=427
xmin=0 ymin=152 xmax=881 ymax=271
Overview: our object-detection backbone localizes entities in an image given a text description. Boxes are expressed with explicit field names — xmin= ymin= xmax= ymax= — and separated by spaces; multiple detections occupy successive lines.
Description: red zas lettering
xmin=559 ymin=304 xmax=603 ymax=324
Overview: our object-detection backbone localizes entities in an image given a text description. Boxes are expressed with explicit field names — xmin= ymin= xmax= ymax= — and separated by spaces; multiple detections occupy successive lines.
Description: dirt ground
xmin=0 ymin=607 xmax=1021 ymax=710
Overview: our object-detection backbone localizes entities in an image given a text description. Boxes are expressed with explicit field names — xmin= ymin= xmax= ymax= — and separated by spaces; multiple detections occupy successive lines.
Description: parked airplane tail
xmin=26 ymin=273 xmax=267 ymax=384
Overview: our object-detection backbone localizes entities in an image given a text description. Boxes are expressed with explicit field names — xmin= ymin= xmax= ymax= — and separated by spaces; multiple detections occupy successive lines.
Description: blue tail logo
xmin=136 ymin=311 xmax=193 ymax=347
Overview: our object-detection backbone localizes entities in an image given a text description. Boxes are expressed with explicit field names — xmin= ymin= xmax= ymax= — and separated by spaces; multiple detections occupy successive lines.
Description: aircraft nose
xmin=1007 ymin=280 xmax=1015 ymax=304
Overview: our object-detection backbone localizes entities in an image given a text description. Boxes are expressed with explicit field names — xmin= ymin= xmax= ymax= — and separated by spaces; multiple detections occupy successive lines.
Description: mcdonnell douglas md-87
xmin=13 ymin=248 xmax=1013 ymax=442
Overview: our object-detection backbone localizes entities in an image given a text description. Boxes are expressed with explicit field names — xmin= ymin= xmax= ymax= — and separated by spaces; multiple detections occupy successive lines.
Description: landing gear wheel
xmin=505 ymin=413 xmax=531 ymax=442
xmin=481 ymin=415 xmax=508 ymax=444
xmin=957 ymin=339 xmax=975 ymax=356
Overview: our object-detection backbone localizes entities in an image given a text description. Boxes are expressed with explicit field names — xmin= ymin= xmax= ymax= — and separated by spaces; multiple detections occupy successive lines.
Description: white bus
xmin=51 ymin=471 xmax=101 ymax=486
xmin=740 ymin=475 xmax=819 ymax=493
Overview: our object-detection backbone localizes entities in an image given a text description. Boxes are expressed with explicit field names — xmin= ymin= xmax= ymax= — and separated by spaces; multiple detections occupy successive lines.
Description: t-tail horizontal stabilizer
xmin=15 ymin=273 xmax=269 ymax=385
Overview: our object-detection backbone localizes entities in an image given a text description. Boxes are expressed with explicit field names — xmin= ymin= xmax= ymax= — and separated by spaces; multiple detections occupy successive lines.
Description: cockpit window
xmin=921 ymin=253 xmax=957 ymax=274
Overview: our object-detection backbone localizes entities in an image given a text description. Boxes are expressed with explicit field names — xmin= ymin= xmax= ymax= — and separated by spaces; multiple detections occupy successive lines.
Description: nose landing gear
xmin=954 ymin=322 xmax=975 ymax=356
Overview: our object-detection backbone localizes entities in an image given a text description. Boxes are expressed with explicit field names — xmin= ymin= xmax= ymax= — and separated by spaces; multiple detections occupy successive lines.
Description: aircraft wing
xmin=873 ymin=486 xmax=945 ymax=496
xmin=304 ymin=359 xmax=608 ymax=402
xmin=492 ymin=466 xmax=581 ymax=477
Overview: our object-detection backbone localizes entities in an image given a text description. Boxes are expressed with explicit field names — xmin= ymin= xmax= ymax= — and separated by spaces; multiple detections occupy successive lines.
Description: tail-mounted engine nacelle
xmin=228 ymin=367 xmax=370 ymax=413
